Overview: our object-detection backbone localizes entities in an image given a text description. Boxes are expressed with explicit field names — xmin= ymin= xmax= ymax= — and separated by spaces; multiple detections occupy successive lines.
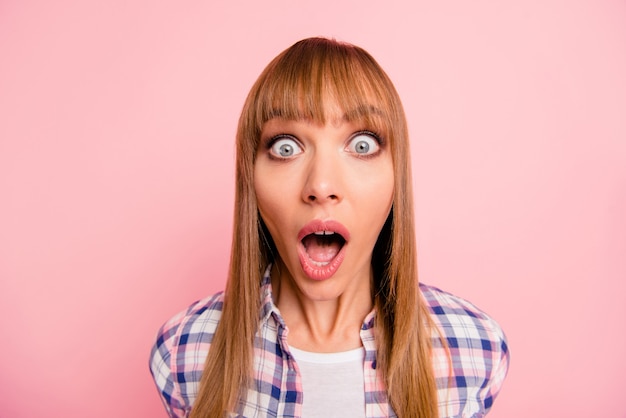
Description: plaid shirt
xmin=150 ymin=268 xmax=509 ymax=418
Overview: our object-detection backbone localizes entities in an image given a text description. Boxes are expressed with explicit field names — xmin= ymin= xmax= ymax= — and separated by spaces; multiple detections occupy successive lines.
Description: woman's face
xmin=254 ymin=101 xmax=394 ymax=302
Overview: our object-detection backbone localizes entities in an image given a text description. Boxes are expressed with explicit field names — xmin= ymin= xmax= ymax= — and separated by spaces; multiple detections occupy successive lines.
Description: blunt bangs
xmin=247 ymin=38 xmax=403 ymax=146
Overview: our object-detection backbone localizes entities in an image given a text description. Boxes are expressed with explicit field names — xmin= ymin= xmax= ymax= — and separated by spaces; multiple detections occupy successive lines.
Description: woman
xmin=150 ymin=37 xmax=509 ymax=418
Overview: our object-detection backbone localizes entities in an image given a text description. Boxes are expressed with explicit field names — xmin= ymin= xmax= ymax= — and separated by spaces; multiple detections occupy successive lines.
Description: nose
xmin=301 ymin=150 xmax=343 ymax=204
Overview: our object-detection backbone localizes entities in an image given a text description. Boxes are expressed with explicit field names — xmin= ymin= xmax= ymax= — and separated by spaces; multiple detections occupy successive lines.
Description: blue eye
xmin=347 ymin=132 xmax=380 ymax=155
xmin=269 ymin=137 xmax=303 ymax=158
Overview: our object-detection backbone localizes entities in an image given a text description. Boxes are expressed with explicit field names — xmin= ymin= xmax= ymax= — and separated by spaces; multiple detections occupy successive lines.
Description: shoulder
xmin=154 ymin=292 xmax=225 ymax=351
xmin=149 ymin=292 xmax=225 ymax=417
xmin=420 ymin=282 xmax=507 ymax=350
xmin=420 ymin=283 xmax=510 ymax=416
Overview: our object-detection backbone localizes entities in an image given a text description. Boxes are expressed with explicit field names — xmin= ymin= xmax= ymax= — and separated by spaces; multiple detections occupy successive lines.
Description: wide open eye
xmin=346 ymin=131 xmax=381 ymax=156
xmin=269 ymin=136 xmax=303 ymax=159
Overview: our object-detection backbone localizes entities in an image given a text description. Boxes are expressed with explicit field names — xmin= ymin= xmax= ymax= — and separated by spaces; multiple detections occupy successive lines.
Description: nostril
xmin=306 ymin=194 xmax=339 ymax=202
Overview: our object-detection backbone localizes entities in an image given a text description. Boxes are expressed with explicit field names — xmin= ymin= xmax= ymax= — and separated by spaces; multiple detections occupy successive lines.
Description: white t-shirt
xmin=289 ymin=346 xmax=366 ymax=418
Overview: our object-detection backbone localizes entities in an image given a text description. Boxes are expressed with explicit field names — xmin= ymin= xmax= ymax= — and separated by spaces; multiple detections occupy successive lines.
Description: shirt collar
xmin=259 ymin=264 xmax=285 ymax=328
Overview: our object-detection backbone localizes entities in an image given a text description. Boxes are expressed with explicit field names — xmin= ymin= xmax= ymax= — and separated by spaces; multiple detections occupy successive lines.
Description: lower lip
xmin=297 ymin=243 xmax=346 ymax=280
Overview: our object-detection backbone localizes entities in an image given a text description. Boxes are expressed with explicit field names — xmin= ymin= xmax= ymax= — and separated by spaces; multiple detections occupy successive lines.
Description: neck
xmin=270 ymin=261 xmax=373 ymax=353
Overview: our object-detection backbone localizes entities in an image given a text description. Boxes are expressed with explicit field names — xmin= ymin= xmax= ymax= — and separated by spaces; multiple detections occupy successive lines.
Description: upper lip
xmin=297 ymin=219 xmax=351 ymax=242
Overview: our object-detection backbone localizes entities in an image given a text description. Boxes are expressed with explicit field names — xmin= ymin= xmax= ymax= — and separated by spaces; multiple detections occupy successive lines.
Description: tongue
xmin=302 ymin=235 xmax=342 ymax=263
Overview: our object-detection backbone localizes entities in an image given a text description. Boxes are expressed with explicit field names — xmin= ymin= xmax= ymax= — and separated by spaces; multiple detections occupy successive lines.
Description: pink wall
xmin=1 ymin=0 xmax=625 ymax=417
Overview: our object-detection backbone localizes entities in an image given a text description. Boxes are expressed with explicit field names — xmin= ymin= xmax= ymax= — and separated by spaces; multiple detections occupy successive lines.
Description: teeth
xmin=314 ymin=231 xmax=335 ymax=236
xmin=310 ymin=259 xmax=331 ymax=267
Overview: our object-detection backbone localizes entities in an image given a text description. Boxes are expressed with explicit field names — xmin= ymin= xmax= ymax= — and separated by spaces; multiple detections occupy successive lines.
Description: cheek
xmin=373 ymin=183 xmax=394 ymax=223
xmin=357 ymin=164 xmax=395 ymax=213
xmin=254 ymin=177 xmax=281 ymax=248
xmin=254 ymin=171 xmax=274 ymax=220
xmin=254 ymin=166 xmax=296 ymax=227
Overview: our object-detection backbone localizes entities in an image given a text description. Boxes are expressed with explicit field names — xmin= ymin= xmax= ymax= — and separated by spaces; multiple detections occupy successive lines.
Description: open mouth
xmin=301 ymin=231 xmax=346 ymax=266
xmin=297 ymin=220 xmax=350 ymax=280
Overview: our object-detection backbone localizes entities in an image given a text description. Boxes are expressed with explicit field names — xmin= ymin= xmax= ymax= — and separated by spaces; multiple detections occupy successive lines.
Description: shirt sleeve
xmin=149 ymin=312 xmax=190 ymax=418
xmin=481 ymin=317 xmax=510 ymax=414
xmin=422 ymin=283 xmax=511 ymax=417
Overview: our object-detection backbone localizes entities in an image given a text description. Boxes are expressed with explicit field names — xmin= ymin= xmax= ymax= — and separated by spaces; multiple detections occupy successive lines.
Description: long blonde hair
xmin=190 ymin=37 xmax=439 ymax=418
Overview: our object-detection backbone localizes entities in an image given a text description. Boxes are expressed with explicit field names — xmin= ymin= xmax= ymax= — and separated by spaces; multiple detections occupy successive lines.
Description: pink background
xmin=1 ymin=0 xmax=625 ymax=417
